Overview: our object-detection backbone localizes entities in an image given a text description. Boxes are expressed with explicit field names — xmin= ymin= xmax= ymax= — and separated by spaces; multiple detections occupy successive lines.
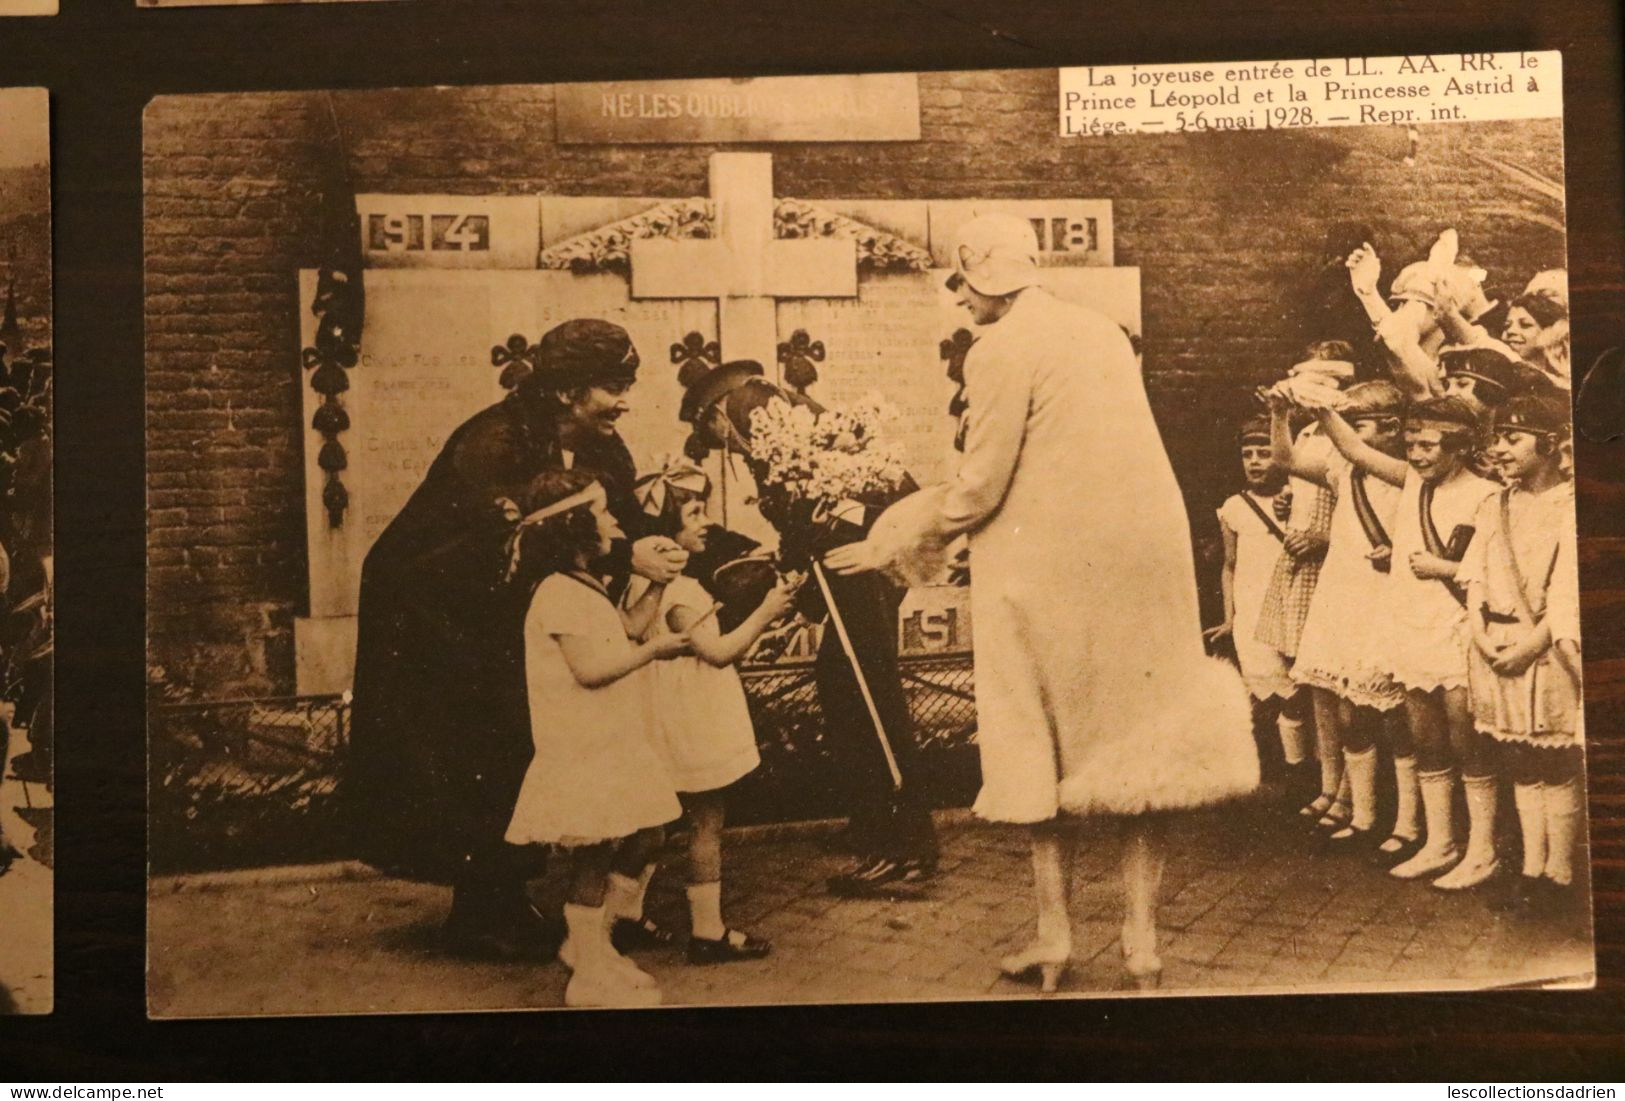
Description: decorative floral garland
xmin=773 ymin=199 xmax=932 ymax=273
xmin=538 ymin=198 xmax=932 ymax=275
xmin=539 ymin=199 xmax=714 ymax=274
xmin=302 ymin=268 xmax=364 ymax=529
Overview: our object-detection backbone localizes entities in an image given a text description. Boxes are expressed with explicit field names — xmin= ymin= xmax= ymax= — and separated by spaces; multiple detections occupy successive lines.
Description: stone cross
xmin=629 ymin=152 xmax=856 ymax=370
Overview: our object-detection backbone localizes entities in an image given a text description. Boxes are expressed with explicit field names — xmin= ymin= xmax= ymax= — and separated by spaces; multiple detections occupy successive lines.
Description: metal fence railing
xmin=149 ymin=653 xmax=979 ymax=873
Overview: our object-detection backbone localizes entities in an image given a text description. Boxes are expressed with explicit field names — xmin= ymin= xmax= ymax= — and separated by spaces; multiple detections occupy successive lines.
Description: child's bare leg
xmin=1539 ymin=746 xmax=1584 ymax=889
xmin=1434 ymin=687 xmax=1499 ymax=888
xmin=683 ymin=791 xmax=770 ymax=960
xmin=605 ymin=827 xmax=668 ymax=939
xmin=565 ymin=843 xmax=616 ymax=908
xmin=613 ymin=827 xmax=664 ymax=876
xmin=686 ymin=792 xmax=725 ymax=886
xmin=1510 ymin=745 xmax=1548 ymax=879
xmin=1304 ymin=687 xmax=1345 ymax=817
xmin=685 ymin=792 xmax=728 ymax=941
xmin=1381 ymin=706 xmax=1421 ymax=850
xmin=1278 ymin=688 xmax=1315 ymax=766
xmin=1447 ymin=688 xmax=1491 ymax=779
xmin=1405 ymin=689 xmax=1452 ymax=772
xmin=560 ymin=841 xmax=658 ymax=998
xmin=1333 ymin=705 xmax=1380 ymax=839
xmin=1392 ymin=689 xmax=1462 ymax=878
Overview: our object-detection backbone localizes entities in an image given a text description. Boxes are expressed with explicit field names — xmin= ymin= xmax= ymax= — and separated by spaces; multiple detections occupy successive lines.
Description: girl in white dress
xmin=1460 ymin=395 xmax=1585 ymax=910
xmin=1272 ymin=383 xmax=1415 ymax=857
xmin=1313 ymin=394 xmax=1500 ymax=887
xmin=502 ymin=470 xmax=688 ymax=1008
xmin=1206 ymin=417 xmax=1311 ymax=791
xmin=626 ymin=460 xmax=798 ymax=962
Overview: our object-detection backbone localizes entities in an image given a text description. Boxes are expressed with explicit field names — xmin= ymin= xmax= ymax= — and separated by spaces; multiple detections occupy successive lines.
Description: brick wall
xmin=145 ymin=73 xmax=1567 ymax=697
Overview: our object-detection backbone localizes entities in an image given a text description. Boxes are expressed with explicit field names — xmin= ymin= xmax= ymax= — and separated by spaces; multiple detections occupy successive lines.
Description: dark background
xmin=3 ymin=0 xmax=1624 ymax=1080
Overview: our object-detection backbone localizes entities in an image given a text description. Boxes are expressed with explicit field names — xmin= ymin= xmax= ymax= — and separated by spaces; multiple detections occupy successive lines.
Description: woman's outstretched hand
xmin=631 ymin=536 xmax=689 ymax=583
xmin=823 ymin=540 xmax=882 ymax=576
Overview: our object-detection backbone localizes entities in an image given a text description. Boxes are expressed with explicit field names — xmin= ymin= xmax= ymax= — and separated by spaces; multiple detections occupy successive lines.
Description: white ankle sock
xmin=1344 ymin=746 xmax=1379 ymax=831
xmin=1392 ymin=756 xmax=1421 ymax=841
xmin=1418 ymin=768 xmax=1459 ymax=856
xmin=1542 ymin=778 xmax=1582 ymax=886
xmin=561 ymin=902 xmax=605 ymax=965
xmin=1278 ymin=713 xmax=1312 ymax=766
xmin=1460 ymin=775 xmax=1499 ymax=867
xmin=686 ymin=880 xmax=725 ymax=941
xmin=1513 ymin=782 xmax=1548 ymax=878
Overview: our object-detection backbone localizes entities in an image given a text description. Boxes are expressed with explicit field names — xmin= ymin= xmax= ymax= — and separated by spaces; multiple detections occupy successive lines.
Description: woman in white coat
xmin=827 ymin=214 xmax=1257 ymax=991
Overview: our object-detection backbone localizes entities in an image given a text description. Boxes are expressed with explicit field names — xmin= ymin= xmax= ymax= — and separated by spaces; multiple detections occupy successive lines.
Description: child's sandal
xmin=1316 ymin=801 xmax=1353 ymax=832
xmin=687 ymin=929 xmax=771 ymax=964
xmin=611 ymin=916 xmax=678 ymax=952
xmin=1298 ymin=793 xmax=1335 ymax=820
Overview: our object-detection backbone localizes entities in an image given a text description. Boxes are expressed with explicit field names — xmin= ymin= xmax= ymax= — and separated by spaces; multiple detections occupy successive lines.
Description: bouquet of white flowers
xmin=746 ymin=393 xmax=908 ymax=516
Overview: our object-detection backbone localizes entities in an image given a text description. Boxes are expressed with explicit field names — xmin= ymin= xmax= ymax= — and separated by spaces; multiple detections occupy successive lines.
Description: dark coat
xmin=344 ymin=393 xmax=644 ymax=882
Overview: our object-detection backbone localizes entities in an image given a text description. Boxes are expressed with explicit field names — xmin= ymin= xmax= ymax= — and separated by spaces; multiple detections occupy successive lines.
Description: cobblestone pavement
xmin=1 ymin=723 xmax=52 ymax=1016
xmin=147 ymin=802 xmax=1594 ymax=1018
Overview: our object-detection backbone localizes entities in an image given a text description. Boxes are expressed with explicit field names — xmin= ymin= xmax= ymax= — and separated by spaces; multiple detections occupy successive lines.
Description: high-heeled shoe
xmin=999 ymin=938 xmax=1072 ymax=994
xmin=1120 ymin=922 xmax=1163 ymax=991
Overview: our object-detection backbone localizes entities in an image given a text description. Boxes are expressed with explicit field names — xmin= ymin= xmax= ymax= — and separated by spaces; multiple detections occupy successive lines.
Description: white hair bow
xmin=634 ymin=453 xmax=710 ymax=517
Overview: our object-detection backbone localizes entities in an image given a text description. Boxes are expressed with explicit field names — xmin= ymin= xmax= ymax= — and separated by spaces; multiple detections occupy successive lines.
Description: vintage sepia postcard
xmin=144 ymin=56 xmax=1591 ymax=1017
xmin=1 ymin=85 xmax=54 ymax=1017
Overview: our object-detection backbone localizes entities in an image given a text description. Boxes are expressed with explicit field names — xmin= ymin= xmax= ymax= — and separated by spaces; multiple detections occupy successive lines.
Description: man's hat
xmin=944 ymin=213 xmax=1044 ymax=297
xmin=1495 ymin=393 xmax=1571 ymax=439
xmin=678 ymin=358 xmax=766 ymax=424
xmin=1440 ymin=341 xmax=1543 ymax=403
xmin=533 ymin=318 xmax=640 ymax=391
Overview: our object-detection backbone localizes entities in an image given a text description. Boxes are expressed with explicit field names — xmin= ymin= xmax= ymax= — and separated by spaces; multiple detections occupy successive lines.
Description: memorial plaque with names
xmin=556 ymin=74 xmax=921 ymax=144
xmin=779 ymin=273 xmax=962 ymax=488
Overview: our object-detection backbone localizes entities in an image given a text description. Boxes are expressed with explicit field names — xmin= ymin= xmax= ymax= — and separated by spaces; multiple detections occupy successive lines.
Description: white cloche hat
xmin=945 ymin=213 xmax=1043 ymax=297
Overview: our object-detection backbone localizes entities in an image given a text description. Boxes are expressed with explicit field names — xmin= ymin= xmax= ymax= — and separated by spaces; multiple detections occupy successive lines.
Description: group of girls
xmin=499 ymin=461 xmax=798 ymax=1008
xmin=1213 ymin=244 xmax=1584 ymax=914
